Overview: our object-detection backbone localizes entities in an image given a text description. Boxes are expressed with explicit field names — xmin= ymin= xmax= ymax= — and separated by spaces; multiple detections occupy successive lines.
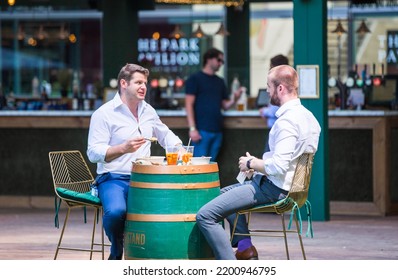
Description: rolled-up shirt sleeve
xmin=264 ymin=118 xmax=298 ymax=176
xmin=152 ymin=112 xmax=182 ymax=148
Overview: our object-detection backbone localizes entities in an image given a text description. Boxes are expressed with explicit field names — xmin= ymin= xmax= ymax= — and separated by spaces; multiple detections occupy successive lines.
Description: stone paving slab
xmin=0 ymin=207 xmax=397 ymax=260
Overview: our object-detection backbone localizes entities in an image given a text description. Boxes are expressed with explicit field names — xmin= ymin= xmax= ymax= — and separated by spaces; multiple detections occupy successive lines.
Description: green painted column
xmin=293 ymin=0 xmax=330 ymax=221
xmin=226 ymin=4 xmax=250 ymax=91
xmin=102 ymin=1 xmax=139 ymax=88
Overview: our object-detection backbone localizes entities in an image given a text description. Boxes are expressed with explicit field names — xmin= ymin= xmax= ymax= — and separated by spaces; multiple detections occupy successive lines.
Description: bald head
xmin=268 ymin=65 xmax=298 ymax=96
xmin=267 ymin=65 xmax=299 ymax=106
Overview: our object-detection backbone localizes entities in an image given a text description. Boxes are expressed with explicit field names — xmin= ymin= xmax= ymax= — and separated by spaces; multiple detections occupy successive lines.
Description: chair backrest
xmin=287 ymin=153 xmax=315 ymax=207
xmin=49 ymin=150 xmax=94 ymax=195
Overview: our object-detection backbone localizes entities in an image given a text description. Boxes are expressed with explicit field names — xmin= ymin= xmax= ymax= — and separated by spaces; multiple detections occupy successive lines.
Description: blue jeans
xmin=193 ymin=130 xmax=223 ymax=161
xmin=196 ymin=175 xmax=287 ymax=260
xmin=96 ymin=173 xmax=130 ymax=259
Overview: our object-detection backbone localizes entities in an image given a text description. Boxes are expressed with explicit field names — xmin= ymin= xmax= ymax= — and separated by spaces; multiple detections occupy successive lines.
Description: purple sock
xmin=237 ymin=238 xmax=253 ymax=252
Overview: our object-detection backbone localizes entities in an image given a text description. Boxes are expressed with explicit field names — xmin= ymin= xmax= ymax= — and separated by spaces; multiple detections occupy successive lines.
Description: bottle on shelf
xmin=236 ymin=87 xmax=247 ymax=111
xmin=83 ymin=92 xmax=91 ymax=110
xmin=32 ymin=76 xmax=39 ymax=97
xmin=231 ymin=75 xmax=240 ymax=97
xmin=72 ymin=90 xmax=79 ymax=110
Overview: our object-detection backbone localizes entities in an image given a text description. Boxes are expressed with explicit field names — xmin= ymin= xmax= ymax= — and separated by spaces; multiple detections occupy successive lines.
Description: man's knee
xmin=104 ymin=206 xmax=126 ymax=223
xmin=196 ymin=207 xmax=208 ymax=226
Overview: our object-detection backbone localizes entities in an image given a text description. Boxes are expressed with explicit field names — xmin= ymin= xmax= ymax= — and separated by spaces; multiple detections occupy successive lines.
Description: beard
xmin=270 ymin=88 xmax=281 ymax=106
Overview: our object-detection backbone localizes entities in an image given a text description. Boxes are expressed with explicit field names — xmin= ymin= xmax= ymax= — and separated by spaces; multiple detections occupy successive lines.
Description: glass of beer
xmin=165 ymin=146 xmax=179 ymax=165
xmin=181 ymin=146 xmax=194 ymax=164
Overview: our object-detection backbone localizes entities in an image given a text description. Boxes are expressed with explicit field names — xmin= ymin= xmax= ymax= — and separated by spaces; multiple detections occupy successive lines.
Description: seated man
xmin=87 ymin=63 xmax=182 ymax=260
xmin=196 ymin=65 xmax=321 ymax=260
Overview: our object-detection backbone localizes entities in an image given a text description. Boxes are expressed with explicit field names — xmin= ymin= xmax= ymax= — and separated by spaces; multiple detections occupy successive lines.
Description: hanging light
xmin=356 ymin=20 xmax=371 ymax=34
xmin=152 ymin=32 xmax=160 ymax=40
xmin=169 ymin=25 xmax=185 ymax=39
xmin=59 ymin=23 xmax=70 ymax=40
xmin=27 ymin=37 xmax=37 ymax=46
xmin=331 ymin=19 xmax=347 ymax=37
xmin=68 ymin=33 xmax=77 ymax=43
xmin=215 ymin=22 xmax=230 ymax=36
xmin=17 ymin=25 xmax=25 ymax=40
xmin=192 ymin=24 xmax=206 ymax=38
xmin=36 ymin=25 xmax=49 ymax=40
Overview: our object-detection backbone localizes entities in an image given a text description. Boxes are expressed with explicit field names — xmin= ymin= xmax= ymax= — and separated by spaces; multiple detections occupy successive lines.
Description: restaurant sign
xmin=386 ymin=30 xmax=398 ymax=74
xmin=137 ymin=38 xmax=200 ymax=67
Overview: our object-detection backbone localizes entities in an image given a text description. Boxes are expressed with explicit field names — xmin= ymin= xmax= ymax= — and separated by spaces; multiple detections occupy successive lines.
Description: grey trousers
xmin=196 ymin=175 xmax=287 ymax=260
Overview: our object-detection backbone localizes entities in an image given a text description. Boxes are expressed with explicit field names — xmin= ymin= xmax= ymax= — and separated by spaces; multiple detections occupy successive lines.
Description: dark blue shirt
xmin=185 ymin=71 xmax=229 ymax=132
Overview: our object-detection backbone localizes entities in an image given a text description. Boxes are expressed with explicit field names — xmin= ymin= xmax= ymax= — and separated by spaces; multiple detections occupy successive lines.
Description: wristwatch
xmin=189 ymin=126 xmax=196 ymax=132
xmin=246 ymin=158 xmax=253 ymax=170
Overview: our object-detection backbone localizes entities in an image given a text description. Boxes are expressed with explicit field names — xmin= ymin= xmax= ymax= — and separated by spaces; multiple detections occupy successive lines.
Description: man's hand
xmin=189 ymin=129 xmax=201 ymax=142
xmin=238 ymin=152 xmax=255 ymax=172
xmin=105 ymin=136 xmax=146 ymax=163
xmin=123 ymin=136 xmax=146 ymax=153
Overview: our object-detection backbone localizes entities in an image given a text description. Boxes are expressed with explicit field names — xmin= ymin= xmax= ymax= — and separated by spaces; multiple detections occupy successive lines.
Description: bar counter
xmin=0 ymin=109 xmax=266 ymax=129
xmin=1 ymin=109 xmax=398 ymax=215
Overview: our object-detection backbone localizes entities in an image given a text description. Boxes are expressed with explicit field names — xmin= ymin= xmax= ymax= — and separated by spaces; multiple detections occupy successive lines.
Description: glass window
xmin=138 ymin=5 xmax=225 ymax=109
xmin=0 ymin=9 xmax=102 ymax=110
xmin=249 ymin=2 xmax=293 ymax=97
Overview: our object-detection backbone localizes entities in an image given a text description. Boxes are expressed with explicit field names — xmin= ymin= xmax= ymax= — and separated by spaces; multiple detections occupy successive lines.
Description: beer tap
xmin=334 ymin=63 xmax=347 ymax=109
xmin=381 ymin=63 xmax=385 ymax=86
xmin=364 ymin=64 xmax=372 ymax=86
xmin=355 ymin=64 xmax=363 ymax=87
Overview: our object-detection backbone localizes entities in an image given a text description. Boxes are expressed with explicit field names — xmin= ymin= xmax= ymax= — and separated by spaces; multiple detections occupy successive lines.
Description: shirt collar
xmin=112 ymin=92 xmax=124 ymax=108
xmin=112 ymin=92 xmax=147 ymax=115
xmin=275 ymin=98 xmax=301 ymax=118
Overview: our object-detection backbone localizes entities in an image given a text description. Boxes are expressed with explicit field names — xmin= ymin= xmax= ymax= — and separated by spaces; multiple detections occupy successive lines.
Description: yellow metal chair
xmin=49 ymin=150 xmax=105 ymax=260
xmin=231 ymin=153 xmax=315 ymax=260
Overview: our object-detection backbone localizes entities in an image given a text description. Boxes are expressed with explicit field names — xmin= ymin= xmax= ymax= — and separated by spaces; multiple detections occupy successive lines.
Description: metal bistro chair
xmin=49 ymin=150 xmax=105 ymax=260
xmin=231 ymin=153 xmax=315 ymax=260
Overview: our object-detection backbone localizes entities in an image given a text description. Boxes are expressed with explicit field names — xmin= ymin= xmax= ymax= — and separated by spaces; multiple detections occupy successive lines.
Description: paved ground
xmin=0 ymin=207 xmax=397 ymax=260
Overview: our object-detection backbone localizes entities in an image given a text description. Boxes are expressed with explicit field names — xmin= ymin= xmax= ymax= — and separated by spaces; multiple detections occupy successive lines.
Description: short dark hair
xmin=270 ymin=54 xmax=289 ymax=69
xmin=203 ymin=48 xmax=223 ymax=66
xmin=117 ymin=63 xmax=149 ymax=92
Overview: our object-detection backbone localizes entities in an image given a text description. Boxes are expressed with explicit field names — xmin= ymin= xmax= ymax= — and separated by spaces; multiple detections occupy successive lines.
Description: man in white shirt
xmin=259 ymin=54 xmax=290 ymax=152
xmin=87 ymin=63 xmax=182 ymax=260
xmin=196 ymin=65 xmax=321 ymax=260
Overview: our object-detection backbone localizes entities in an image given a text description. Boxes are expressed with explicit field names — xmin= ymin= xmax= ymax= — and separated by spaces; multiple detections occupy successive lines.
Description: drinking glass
xmin=165 ymin=146 xmax=179 ymax=165
xmin=181 ymin=146 xmax=194 ymax=164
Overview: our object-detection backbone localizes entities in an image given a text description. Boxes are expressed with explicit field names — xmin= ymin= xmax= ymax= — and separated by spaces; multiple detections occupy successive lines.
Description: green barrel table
xmin=124 ymin=163 xmax=220 ymax=259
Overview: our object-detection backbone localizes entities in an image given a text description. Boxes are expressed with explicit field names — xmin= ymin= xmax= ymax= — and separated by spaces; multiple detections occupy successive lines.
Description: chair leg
xmin=280 ymin=213 xmax=290 ymax=260
xmin=293 ymin=212 xmax=307 ymax=260
xmin=101 ymin=208 xmax=105 ymax=260
xmin=89 ymin=208 xmax=98 ymax=260
xmin=91 ymin=208 xmax=106 ymax=260
xmin=230 ymin=213 xmax=240 ymax=242
xmin=54 ymin=207 xmax=71 ymax=260
xmin=247 ymin=212 xmax=252 ymax=225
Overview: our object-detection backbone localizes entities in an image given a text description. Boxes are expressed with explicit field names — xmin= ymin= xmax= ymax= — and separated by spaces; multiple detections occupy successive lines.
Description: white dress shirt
xmin=261 ymin=98 xmax=321 ymax=191
xmin=261 ymin=104 xmax=279 ymax=127
xmin=87 ymin=93 xmax=182 ymax=175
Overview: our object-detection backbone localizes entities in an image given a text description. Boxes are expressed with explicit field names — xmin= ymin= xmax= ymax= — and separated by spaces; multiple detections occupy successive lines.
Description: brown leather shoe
xmin=235 ymin=246 xmax=259 ymax=260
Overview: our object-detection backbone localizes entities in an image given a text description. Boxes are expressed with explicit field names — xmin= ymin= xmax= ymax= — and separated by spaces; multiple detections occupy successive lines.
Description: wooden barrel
xmin=124 ymin=163 xmax=220 ymax=259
